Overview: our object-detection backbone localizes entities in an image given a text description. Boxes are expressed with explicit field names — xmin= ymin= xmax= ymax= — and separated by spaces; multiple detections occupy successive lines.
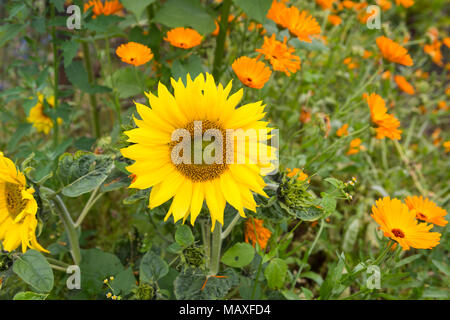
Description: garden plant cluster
xmin=0 ymin=0 xmax=448 ymax=300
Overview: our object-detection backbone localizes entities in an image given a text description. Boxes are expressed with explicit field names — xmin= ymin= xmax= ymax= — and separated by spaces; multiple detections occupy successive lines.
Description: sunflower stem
xmin=209 ymin=222 xmax=222 ymax=276
xmin=81 ymin=41 xmax=101 ymax=138
xmin=212 ymin=0 xmax=232 ymax=80
xmin=42 ymin=186 xmax=81 ymax=266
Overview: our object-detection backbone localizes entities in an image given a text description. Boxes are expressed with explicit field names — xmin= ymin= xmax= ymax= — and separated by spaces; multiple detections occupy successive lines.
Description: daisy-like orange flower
xmin=116 ymin=42 xmax=153 ymax=67
xmin=443 ymin=141 xmax=450 ymax=153
xmin=316 ymin=0 xmax=335 ymax=10
xmin=164 ymin=27 xmax=203 ymax=49
xmin=371 ymin=197 xmax=440 ymax=250
xmin=282 ymin=8 xmax=321 ymax=43
xmin=394 ymin=75 xmax=415 ymax=95
xmin=377 ymin=0 xmax=392 ymax=10
xmin=376 ymin=36 xmax=413 ymax=66
xmin=267 ymin=0 xmax=288 ymax=26
xmin=336 ymin=123 xmax=349 ymax=137
xmin=244 ymin=218 xmax=272 ymax=250
xmin=286 ymin=168 xmax=309 ymax=182
xmin=328 ymin=15 xmax=342 ymax=26
xmin=443 ymin=37 xmax=450 ymax=48
xmin=299 ymin=109 xmax=311 ymax=124
xmin=405 ymin=196 xmax=448 ymax=227
xmin=396 ymin=0 xmax=414 ymax=8
xmin=84 ymin=0 xmax=123 ymax=18
xmin=343 ymin=57 xmax=358 ymax=69
xmin=346 ymin=138 xmax=364 ymax=155
xmin=232 ymin=56 xmax=272 ymax=89
xmin=365 ymin=93 xmax=402 ymax=140
xmin=424 ymin=40 xmax=443 ymax=66
xmin=255 ymin=34 xmax=301 ymax=76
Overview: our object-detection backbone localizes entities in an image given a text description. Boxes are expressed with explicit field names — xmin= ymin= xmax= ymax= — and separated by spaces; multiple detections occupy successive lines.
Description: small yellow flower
xmin=106 ymin=292 xmax=112 ymax=298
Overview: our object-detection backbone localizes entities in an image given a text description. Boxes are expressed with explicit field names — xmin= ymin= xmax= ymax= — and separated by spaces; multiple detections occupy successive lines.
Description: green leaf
xmin=342 ymin=218 xmax=360 ymax=252
xmin=50 ymin=0 xmax=65 ymax=12
xmin=58 ymin=151 xmax=114 ymax=197
xmin=153 ymin=0 xmax=215 ymax=34
xmin=319 ymin=253 xmax=345 ymax=299
xmin=264 ymin=258 xmax=287 ymax=289
xmin=432 ymin=260 xmax=450 ymax=276
xmin=140 ymin=251 xmax=169 ymax=282
xmin=122 ymin=0 xmax=156 ymax=19
xmin=79 ymin=249 xmax=124 ymax=296
xmin=13 ymin=291 xmax=48 ymax=300
xmin=111 ymin=268 xmax=137 ymax=296
xmin=232 ymin=0 xmax=272 ymax=23
xmin=113 ymin=67 xmax=145 ymax=98
xmin=13 ymin=250 xmax=54 ymax=293
xmin=0 ymin=23 xmax=26 ymax=48
xmin=175 ymin=225 xmax=195 ymax=247
xmin=174 ymin=268 xmax=238 ymax=299
xmin=221 ymin=242 xmax=255 ymax=268
xmin=61 ymin=40 xmax=79 ymax=68
xmin=65 ymin=61 xmax=111 ymax=94
xmin=171 ymin=55 xmax=205 ymax=85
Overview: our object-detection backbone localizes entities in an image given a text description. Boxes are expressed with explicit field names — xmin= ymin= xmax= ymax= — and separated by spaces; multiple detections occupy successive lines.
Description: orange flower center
xmin=415 ymin=212 xmax=427 ymax=221
xmin=391 ymin=228 xmax=405 ymax=238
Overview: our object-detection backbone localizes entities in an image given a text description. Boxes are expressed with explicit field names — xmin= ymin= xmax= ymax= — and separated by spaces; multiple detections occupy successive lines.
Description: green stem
xmin=74 ymin=187 xmax=102 ymax=228
xmin=42 ymin=186 xmax=82 ymax=266
xmin=105 ymin=38 xmax=122 ymax=126
xmin=221 ymin=213 xmax=240 ymax=239
xmin=81 ymin=42 xmax=101 ymax=138
xmin=209 ymin=222 xmax=222 ymax=276
xmin=290 ymin=219 xmax=325 ymax=288
xmin=50 ymin=4 xmax=59 ymax=146
xmin=201 ymin=219 xmax=211 ymax=270
xmin=212 ymin=0 xmax=232 ymax=80
xmin=46 ymin=257 xmax=70 ymax=269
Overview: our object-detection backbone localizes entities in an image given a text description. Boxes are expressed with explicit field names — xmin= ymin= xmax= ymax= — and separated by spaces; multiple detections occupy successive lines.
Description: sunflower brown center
xmin=169 ymin=120 xmax=231 ymax=182
xmin=391 ymin=228 xmax=405 ymax=238
xmin=4 ymin=182 xmax=27 ymax=219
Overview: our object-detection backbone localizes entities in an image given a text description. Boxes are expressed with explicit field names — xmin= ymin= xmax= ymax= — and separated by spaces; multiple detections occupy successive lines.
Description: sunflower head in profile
xmin=26 ymin=93 xmax=61 ymax=135
xmin=371 ymin=197 xmax=441 ymax=251
xmin=0 ymin=152 xmax=48 ymax=253
xmin=121 ymin=73 xmax=277 ymax=230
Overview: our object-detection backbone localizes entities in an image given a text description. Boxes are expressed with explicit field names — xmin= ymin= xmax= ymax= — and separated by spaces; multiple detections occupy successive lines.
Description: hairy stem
xmin=82 ymin=42 xmax=101 ymax=138
xmin=212 ymin=0 xmax=232 ymax=80
xmin=209 ymin=222 xmax=223 ymax=276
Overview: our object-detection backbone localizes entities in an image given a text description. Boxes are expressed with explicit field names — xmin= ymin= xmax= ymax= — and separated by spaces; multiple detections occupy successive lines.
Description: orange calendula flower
xmin=267 ymin=0 xmax=288 ymax=26
xmin=336 ymin=123 xmax=349 ymax=137
xmin=343 ymin=57 xmax=358 ymax=69
xmin=115 ymin=42 xmax=153 ymax=67
xmin=443 ymin=141 xmax=450 ymax=153
xmin=405 ymin=196 xmax=448 ymax=227
xmin=396 ymin=0 xmax=414 ymax=8
xmin=363 ymin=50 xmax=372 ymax=59
xmin=164 ymin=27 xmax=203 ymax=49
xmin=365 ymin=93 xmax=402 ymax=140
xmin=443 ymin=37 xmax=450 ymax=48
xmin=245 ymin=218 xmax=272 ymax=250
xmin=377 ymin=0 xmax=392 ymax=10
xmin=299 ymin=108 xmax=311 ymax=124
xmin=424 ymin=40 xmax=443 ymax=66
xmin=84 ymin=0 xmax=123 ymax=18
xmin=232 ymin=56 xmax=272 ymax=89
xmin=283 ymin=8 xmax=321 ymax=43
xmin=371 ymin=197 xmax=440 ymax=250
xmin=255 ymin=34 xmax=301 ymax=76
xmin=328 ymin=15 xmax=342 ymax=26
xmin=394 ymin=75 xmax=415 ymax=95
xmin=316 ymin=0 xmax=335 ymax=10
xmin=346 ymin=138 xmax=364 ymax=155
xmin=376 ymin=36 xmax=413 ymax=66
xmin=286 ymin=168 xmax=309 ymax=182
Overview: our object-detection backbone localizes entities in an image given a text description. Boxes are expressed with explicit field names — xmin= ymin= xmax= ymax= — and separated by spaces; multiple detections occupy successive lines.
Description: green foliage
xmin=221 ymin=242 xmax=255 ymax=268
xmin=232 ymin=0 xmax=272 ymax=23
xmin=264 ymin=258 xmax=288 ymax=290
xmin=175 ymin=225 xmax=195 ymax=247
xmin=13 ymin=250 xmax=54 ymax=293
xmin=153 ymin=0 xmax=215 ymax=34
xmin=140 ymin=251 xmax=169 ymax=283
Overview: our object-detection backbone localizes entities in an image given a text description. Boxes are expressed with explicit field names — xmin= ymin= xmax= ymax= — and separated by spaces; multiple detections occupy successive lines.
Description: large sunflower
xmin=121 ymin=73 xmax=276 ymax=230
xmin=0 ymin=152 xmax=48 ymax=253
